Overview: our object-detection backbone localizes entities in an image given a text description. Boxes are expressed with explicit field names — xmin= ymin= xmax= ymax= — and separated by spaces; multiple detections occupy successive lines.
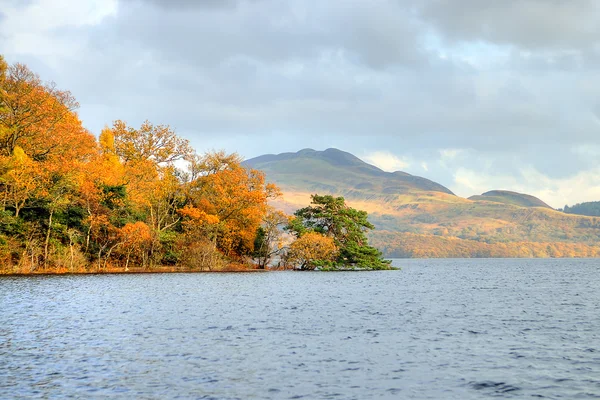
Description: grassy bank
xmin=0 ymin=263 xmax=268 ymax=276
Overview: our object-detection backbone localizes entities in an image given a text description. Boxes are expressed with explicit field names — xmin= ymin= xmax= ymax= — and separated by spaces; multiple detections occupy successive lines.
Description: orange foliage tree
xmin=103 ymin=120 xmax=193 ymax=265
xmin=0 ymin=55 xmax=287 ymax=273
xmin=286 ymin=232 xmax=337 ymax=270
xmin=252 ymin=207 xmax=289 ymax=269
xmin=0 ymin=146 xmax=43 ymax=217
xmin=118 ymin=221 xmax=153 ymax=270
xmin=0 ymin=62 xmax=95 ymax=160
xmin=183 ymin=151 xmax=280 ymax=258
xmin=0 ymin=59 xmax=97 ymax=270
xmin=110 ymin=119 xmax=192 ymax=165
xmin=78 ymin=128 xmax=126 ymax=255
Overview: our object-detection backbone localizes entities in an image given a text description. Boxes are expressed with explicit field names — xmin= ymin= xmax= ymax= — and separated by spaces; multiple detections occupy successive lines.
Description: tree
xmin=0 ymin=146 xmax=43 ymax=217
xmin=104 ymin=120 xmax=193 ymax=266
xmin=176 ymin=204 xmax=227 ymax=271
xmin=0 ymin=56 xmax=297 ymax=273
xmin=288 ymin=194 xmax=391 ymax=270
xmin=253 ymin=227 xmax=268 ymax=261
xmin=79 ymin=130 xmax=126 ymax=257
xmin=118 ymin=221 xmax=153 ymax=270
xmin=0 ymin=55 xmax=7 ymax=83
xmin=124 ymin=160 xmax=184 ymax=234
xmin=89 ymin=214 xmax=120 ymax=270
xmin=40 ymin=169 xmax=78 ymax=268
xmin=184 ymin=151 xmax=280 ymax=258
xmin=252 ymin=207 xmax=289 ymax=269
xmin=0 ymin=62 xmax=93 ymax=160
xmin=286 ymin=232 xmax=337 ymax=270
xmin=0 ymin=55 xmax=7 ymax=119
xmin=110 ymin=120 xmax=192 ymax=165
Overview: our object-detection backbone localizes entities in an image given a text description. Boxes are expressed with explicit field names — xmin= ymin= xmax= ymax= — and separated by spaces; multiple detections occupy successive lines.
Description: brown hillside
xmin=248 ymin=149 xmax=600 ymax=258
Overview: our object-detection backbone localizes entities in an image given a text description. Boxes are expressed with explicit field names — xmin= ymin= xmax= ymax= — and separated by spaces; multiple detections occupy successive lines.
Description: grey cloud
xmin=332 ymin=2 xmax=427 ymax=69
xmin=5 ymin=0 xmax=600 ymax=201
xmin=111 ymin=0 xmax=430 ymax=69
xmin=121 ymin=0 xmax=246 ymax=10
xmin=415 ymin=0 xmax=600 ymax=51
xmin=2 ymin=0 xmax=35 ymax=7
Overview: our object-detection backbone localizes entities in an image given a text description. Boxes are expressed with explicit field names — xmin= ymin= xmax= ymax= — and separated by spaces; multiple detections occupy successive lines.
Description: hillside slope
xmin=247 ymin=148 xmax=600 ymax=258
xmin=468 ymin=190 xmax=552 ymax=209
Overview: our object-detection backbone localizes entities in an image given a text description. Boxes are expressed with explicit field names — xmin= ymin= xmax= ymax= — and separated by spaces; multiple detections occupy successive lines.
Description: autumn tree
xmin=89 ymin=214 xmax=121 ymax=270
xmin=288 ymin=195 xmax=391 ymax=270
xmin=252 ymin=207 xmax=289 ymax=268
xmin=36 ymin=123 xmax=94 ymax=269
xmin=110 ymin=120 xmax=192 ymax=165
xmin=176 ymin=204 xmax=224 ymax=270
xmin=78 ymin=129 xmax=127 ymax=257
xmin=0 ymin=55 xmax=6 ymax=119
xmin=118 ymin=221 xmax=153 ymax=270
xmin=106 ymin=120 xmax=192 ymax=221
xmin=101 ymin=120 xmax=193 ymax=265
xmin=0 ymin=62 xmax=90 ymax=160
xmin=0 ymin=58 xmax=97 ymax=271
xmin=0 ymin=56 xmax=294 ymax=273
xmin=184 ymin=151 xmax=280 ymax=258
xmin=286 ymin=232 xmax=337 ymax=270
xmin=0 ymin=146 xmax=43 ymax=217
xmin=40 ymin=168 xmax=79 ymax=268
xmin=0 ymin=55 xmax=7 ymax=83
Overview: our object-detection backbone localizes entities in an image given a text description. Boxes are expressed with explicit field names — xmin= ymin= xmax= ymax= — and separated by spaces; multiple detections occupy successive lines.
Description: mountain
xmin=246 ymin=148 xmax=600 ymax=258
xmin=244 ymin=148 xmax=454 ymax=196
xmin=468 ymin=190 xmax=552 ymax=209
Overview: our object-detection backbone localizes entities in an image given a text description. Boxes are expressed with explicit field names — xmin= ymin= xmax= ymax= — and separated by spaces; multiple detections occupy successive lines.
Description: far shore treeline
xmin=0 ymin=55 xmax=391 ymax=274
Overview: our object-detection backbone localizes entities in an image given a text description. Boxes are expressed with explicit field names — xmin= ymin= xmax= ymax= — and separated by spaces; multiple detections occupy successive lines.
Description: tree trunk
xmin=2 ymin=188 xmax=7 ymax=212
xmin=85 ymin=224 xmax=92 ymax=255
xmin=98 ymin=245 xmax=106 ymax=271
xmin=84 ymin=205 xmax=92 ymax=255
xmin=104 ymin=244 xmax=119 ymax=269
xmin=69 ymin=242 xmax=74 ymax=272
xmin=44 ymin=209 xmax=54 ymax=268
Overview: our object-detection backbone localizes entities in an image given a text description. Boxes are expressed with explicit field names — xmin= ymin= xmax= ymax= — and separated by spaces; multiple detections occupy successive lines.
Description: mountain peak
xmin=243 ymin=148 xmax=454 ymax=196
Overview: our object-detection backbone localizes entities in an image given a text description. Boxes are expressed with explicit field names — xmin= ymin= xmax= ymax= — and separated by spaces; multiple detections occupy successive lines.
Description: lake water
xmin=1 ymin=258 xmax=599 ymax=399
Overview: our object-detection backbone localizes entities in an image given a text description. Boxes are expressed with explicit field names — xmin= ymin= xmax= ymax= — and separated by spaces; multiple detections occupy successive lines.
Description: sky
xmin=2 ymin=0 xmax=600 ymax=208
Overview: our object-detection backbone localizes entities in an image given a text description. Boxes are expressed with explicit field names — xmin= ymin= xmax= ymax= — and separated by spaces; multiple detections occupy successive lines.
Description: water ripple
xmin=1 ymin=259 xmax=599 ymax=399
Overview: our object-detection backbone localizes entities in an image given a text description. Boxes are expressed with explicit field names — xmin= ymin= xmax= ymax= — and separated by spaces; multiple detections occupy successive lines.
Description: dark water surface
xmin=1 ymin=259 xmax=599 ymax=399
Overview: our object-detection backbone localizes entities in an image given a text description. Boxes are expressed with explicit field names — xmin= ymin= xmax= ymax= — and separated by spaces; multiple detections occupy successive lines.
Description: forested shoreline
xmin=0 ymin=55 xmax=390 ymax=274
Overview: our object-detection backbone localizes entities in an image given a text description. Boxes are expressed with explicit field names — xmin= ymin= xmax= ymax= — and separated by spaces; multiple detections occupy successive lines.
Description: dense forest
xmin=560 ymin=201 xmax=600 ymax=217
xmin=371 ymin=231 xmax=600 ymax=258
xmin=0 ymin=56 xmax=389 ymax=274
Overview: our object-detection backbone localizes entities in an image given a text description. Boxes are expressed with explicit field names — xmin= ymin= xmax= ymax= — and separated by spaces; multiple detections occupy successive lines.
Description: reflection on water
xmin=1 ymin=258 xmax=599 ymax=399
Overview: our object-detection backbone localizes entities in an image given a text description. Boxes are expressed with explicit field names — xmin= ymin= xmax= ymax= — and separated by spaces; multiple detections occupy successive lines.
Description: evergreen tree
xmin=288 ymin=194 xmax=391 ymax=270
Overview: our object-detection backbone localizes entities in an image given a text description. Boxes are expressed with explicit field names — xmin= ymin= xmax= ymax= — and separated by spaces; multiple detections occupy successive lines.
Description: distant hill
xmin=468 ymin=190 xmax=552 ymax=209
xmin=243 ymin=148 xmax=454 ymax=197
xmin=562 ymin=201 xmax=600 ymax=217
xmin=246 ymin=148 xmax=600 ymax=258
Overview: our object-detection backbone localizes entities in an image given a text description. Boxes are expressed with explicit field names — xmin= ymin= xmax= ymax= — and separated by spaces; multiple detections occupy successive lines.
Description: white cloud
xmin=11 ymin=0 xmax=118 ymax=30
xmin=451 ymin=165 xmax=600 ymax=208
xmin=453 ymin=167 xmax=518 ymax=195
xmin=362 ymin=151 xmax=410 ymax=172
xmin=439 ymin=148 xmax=465 ymax=160
xmin=0 ymin=0 xmax=118 ymax=61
